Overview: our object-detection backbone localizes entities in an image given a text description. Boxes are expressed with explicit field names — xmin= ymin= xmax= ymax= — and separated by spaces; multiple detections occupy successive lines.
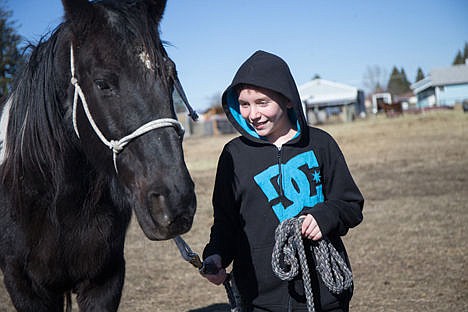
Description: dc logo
xmin=254 ymin=151 xmax=324 ymax=222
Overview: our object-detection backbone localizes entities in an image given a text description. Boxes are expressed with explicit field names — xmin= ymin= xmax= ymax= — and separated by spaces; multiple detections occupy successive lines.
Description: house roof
xmin=411 ymin=63 xmax=468 ymax=94
xmin=298 ymin=78 xmax=358 ymax=106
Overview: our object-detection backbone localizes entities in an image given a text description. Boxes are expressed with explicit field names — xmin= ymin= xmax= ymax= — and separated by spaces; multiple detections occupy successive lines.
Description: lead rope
xmin=69 ymin=44 xmax=184 ymax=173
xmin=271 ymin=218 xmax=353 ymax=312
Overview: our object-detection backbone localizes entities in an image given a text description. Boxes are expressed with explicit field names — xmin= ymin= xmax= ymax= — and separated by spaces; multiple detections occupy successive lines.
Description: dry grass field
xmin=1 ymin=110 xmax=467 ymax=311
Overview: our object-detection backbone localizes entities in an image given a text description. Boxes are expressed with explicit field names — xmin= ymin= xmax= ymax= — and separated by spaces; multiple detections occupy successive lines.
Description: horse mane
xmin=1 ymin=26 xmax=75 ymax=211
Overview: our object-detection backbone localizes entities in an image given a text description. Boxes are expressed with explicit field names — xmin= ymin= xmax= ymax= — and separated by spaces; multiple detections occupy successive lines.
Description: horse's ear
xmin=61 ymin=0 xmax=94 ymax=30
xmin=146 ymin=0 xmax=167 ymax=22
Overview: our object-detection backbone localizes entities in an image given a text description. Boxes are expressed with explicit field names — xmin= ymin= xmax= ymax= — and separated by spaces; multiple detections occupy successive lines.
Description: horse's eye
xmin=94 ymin=79 xmax=110 ymax=90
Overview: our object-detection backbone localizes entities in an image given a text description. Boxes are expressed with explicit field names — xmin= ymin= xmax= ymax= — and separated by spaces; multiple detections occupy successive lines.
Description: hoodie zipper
xmin=278 ymin=146 xmax=293 ymax=312
xmin=277 ymin=147 xmax=284 ymax=197
xmin=276 ymin=146 xmax=293 ymax=312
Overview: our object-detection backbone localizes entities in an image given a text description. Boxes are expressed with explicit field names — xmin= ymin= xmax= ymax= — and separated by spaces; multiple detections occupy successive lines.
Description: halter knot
xmin=109 ymin=140 xmax=124 ymax=153
xmin=71 ymin=77 xmax=78 ymax=86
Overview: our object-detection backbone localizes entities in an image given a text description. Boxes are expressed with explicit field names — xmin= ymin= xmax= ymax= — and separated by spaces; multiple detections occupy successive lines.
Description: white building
xmin=298 ymin=79 xmax=365 ymax=124
xmin=411 ymin=63 xmax=468 ymax=108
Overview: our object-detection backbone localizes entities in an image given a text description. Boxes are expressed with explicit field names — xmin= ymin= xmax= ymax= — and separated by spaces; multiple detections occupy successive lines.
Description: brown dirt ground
xmin=1 ymin=110 xmax=467 ymax=311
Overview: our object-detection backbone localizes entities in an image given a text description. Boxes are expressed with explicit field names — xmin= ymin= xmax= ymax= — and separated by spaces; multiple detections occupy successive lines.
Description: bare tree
xmin=362 ymin=65 xmax=388 ymax=94
xmin=208 ymin=92 xmax=222 ymax=109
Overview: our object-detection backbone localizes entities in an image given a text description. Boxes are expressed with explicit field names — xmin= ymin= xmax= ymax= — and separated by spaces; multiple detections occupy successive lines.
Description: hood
xmin=221 ymin=50 xmax=308 ymax=144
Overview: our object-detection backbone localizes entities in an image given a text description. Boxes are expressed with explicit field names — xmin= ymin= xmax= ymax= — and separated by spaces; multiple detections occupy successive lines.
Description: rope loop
xmin=272 ymin=217 xmax=353 ymax=312
xmin=272 ymin=218 xmax=301 ymax=281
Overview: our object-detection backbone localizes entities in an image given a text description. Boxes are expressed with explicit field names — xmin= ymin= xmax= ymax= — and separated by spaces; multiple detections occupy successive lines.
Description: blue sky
xmin=5 ymin=0 xmax=468 ymax=111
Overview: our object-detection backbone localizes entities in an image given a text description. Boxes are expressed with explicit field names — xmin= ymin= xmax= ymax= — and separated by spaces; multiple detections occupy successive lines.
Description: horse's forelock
xmin=99 ymin=1 xmax=169 ymax=78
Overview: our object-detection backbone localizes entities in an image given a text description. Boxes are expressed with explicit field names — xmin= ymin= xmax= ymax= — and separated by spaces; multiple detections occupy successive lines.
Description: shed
xmin=410 ymin=63 xmax=468 ymax=108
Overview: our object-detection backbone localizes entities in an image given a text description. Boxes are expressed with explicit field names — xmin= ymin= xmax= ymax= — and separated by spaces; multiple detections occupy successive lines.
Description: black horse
xmin=0 ymin=0 xmax=196 ymax=310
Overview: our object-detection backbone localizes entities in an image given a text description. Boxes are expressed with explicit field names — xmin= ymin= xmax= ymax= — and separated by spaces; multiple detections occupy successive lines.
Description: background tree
xmin=203 ymin=91 xmax=223 ymax=114
xmin=451 ymin=42 xmax=468 ymax=65
xmin=0 ymin=2 xmax=24 ymax=99
xmin=452 ymin=50 xmax=464 ymax=65
xmin=362 ymin=64 xmax=388 ymax=93
xmin=312 ymin=73 xmax=321 ymax=80
xmin=400 ymin=68 xmax=410 ymax=87
xmin=415 ymin=67 xmax=425 ymax=82
xmin=387 ymin=67 xmax=399 ymax=94
xmin=387 ymin=66 xmax=410 ymax=96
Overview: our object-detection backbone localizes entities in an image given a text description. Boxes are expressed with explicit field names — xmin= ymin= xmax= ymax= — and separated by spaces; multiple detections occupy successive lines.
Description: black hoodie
xmin=203 ymin=51 xmax=364 ymax=311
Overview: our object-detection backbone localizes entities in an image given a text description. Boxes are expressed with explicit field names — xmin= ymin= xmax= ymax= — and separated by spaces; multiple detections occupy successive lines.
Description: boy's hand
xmin=300 ymin=214 xmax=322 ymax=241
xmin=201 ymin=254 xmax=226 ymax=285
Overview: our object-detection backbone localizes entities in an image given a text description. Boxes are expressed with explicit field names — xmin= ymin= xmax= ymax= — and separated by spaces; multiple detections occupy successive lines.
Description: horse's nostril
xmin=149 ymin=192 xmax=171 ymax=226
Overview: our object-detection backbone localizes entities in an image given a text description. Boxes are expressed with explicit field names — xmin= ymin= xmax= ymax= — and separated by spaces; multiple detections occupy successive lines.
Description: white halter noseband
xmin=69 ymin=44 xmax=184 ymax=173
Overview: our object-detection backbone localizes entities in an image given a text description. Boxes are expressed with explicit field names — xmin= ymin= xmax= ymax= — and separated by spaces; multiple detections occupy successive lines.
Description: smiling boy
xmin=201 ymin=50 xmax=364 ymax=312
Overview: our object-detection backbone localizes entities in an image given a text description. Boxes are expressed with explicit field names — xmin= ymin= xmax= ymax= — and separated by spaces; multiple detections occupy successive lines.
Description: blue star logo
xmin=312 ymin=170 xmax=321 ymax=183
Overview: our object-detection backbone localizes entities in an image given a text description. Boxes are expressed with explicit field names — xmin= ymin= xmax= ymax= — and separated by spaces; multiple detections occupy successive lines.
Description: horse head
xmin=61 ymin=0 xmax=196 ymax=240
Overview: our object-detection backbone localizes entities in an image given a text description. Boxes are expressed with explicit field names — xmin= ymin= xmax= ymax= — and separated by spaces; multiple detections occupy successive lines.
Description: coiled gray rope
xmin=271 ymin=217 xmax=353 ymax=312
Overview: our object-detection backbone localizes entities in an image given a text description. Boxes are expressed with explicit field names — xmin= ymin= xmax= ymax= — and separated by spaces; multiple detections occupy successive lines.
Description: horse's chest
xmin=27 ymin=215 xmax=119 ymax=283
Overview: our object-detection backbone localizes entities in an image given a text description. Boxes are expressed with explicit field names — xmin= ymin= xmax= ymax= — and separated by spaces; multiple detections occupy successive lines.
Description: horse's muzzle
xmin=139 ymin=189 xmax=196 ymax=240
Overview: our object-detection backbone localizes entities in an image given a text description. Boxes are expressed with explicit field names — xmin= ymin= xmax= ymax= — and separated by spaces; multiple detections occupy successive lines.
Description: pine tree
xmin=387 ymin=66 xmax=410 ymax=96
xmin=0 ymin=3 xmax=24 ymax=99
xmin=400 ymin=68 xmax=410 ymax=91
xmin=452 ymin=50 xmax=464 ymax=65
xmin=387 ymin=67 xmax=400 ymax=95
xmin=463 ymin=42 xmax=468 ymax=61
xmin=415 ymin=67 xmax=425 ymax=82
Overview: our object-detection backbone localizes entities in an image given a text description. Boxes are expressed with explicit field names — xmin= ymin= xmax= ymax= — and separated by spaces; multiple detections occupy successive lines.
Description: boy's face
xmin=238 ymin=86 xmax=293 ymax=143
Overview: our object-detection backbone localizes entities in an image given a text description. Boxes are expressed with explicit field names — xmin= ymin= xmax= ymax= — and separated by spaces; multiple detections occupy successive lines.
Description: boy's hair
xmin=234 ymin=83 xmax=290 ymax=107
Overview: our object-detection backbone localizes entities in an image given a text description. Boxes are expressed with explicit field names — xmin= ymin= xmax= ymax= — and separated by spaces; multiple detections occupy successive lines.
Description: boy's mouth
xmin=251 ymin=120 xmax=267 ymax=129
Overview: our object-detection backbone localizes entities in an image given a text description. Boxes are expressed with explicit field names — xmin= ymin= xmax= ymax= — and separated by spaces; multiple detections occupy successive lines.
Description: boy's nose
xmin=249 ymin=106 xmax=261 ymax=120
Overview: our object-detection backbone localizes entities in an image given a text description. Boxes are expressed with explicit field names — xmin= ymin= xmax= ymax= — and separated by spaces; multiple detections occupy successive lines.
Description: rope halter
xmin=69 ymin=44 xmax=184 ymax=173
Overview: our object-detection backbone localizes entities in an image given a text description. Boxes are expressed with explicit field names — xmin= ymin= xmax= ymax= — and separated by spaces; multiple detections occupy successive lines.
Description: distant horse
xmin=0 ymin=0 xmax=196 ymax=311
xmin=375 ymin=97 xmax=403 ymax=117
xmin=382 ymin=102 xmax=403 ymax=117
